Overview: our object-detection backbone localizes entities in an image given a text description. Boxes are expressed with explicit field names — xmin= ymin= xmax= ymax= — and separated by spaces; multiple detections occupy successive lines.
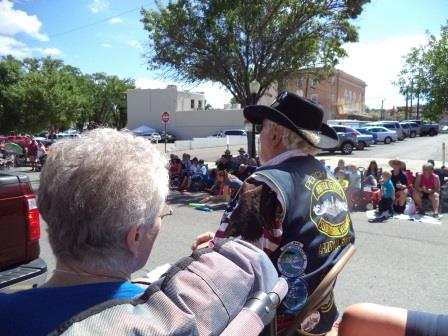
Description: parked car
xmin=325 ymin=125 xmax=358 ymax=155
xmin=367 ymin=121 xmax=405 ymax=140
xmin=440 ymin=123 xmax=448 ymax=134
xmin=137 ymin=132 xmax=162 ymax=143
xmin=0 ymin=172 xmax=47 ymax=292
xmin=209 ymin=129 xmax=247 ymax=137
xmin=354 ymin=130 xmax=374 ymax=150
xmin=360 ymin=126 xmax=398 ymax=144
xmin=6 ymin=135 xmax=31 ymax=148
xmin=399 ymin=122 xmax=411 ymax=137
xmin=159 ymin=131 xmax=176 ymax=143
xmin=400 ymin=121 xmax=419 ymax=138
xmin=405 ymin=119 xmax=439 ymax=136
xmin=355 ymin=128 xmax=378 ymax=143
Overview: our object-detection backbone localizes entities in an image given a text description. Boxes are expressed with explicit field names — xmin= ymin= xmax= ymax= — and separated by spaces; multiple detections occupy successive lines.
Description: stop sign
xmin=162 ymin=111 xmax=170 ymax=123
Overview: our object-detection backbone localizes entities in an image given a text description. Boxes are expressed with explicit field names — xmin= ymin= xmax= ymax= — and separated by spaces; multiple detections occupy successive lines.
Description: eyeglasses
xmin=158 ymin=204 xmax=173 ymax=220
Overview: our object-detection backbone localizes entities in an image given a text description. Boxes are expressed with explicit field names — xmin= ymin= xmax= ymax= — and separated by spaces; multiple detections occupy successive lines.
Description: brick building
xmin=281 ymin=69 xmax=368 ymax=121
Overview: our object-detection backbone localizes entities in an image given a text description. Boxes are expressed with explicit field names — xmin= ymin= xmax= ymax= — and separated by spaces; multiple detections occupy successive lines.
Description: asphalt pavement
xmin=16 ymin=133 xmax=448 ymax=315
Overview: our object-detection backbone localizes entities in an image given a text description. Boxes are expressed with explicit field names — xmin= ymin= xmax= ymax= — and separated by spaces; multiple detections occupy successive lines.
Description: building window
xmin=190 ymin=99 xmax=195 ymax=109
xmin=330 ymin=76 xmax=336 ymax=85
xmin=297 ymin=79 xmax=303 ymax=88
xmin=311 ymin=79 xmax=318 ymax=88
xmin=310 ymin=94 xmax=318 ymax=103
xmin=284 ymin=79 xmax=289 ymax=89
xmin=198 ymin=100 xmax=202 ymax=109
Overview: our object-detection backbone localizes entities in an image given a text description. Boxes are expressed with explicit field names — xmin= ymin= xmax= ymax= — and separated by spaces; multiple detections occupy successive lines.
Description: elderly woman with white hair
xmin=0 ymin=128 xmax=169 ymax=335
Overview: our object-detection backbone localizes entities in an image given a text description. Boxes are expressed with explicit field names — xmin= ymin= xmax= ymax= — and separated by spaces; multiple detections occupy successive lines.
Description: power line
xmin=48 ymin=3 xmax=152 ymax=39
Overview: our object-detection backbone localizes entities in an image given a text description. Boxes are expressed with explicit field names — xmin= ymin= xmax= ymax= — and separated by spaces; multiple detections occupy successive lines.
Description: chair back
xmin=283 ymin=244 xmax=357 ymax=336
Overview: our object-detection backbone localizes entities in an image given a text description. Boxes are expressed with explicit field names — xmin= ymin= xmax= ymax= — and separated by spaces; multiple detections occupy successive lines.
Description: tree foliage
xmin=141 ymin=0 xmax=369 ymax=106
xmin=396 ymin=22 xmax=448 ymax=120
xmin=0 ymin=56 xmax=135 ymax=134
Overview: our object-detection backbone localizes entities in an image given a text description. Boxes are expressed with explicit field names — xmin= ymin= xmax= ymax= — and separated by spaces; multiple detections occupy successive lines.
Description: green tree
xmin=141 ymin=0 xmax=369 ymax=106
xmin=0 ymin=56 xmax=134 ymax=134
xmin=396 ymin=22 xmax=448 ymax=121
xmin=89 ymin=73 xmax=134 ymax=129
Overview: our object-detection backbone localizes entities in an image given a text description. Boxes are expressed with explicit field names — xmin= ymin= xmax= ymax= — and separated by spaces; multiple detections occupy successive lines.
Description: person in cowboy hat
xmin=389 ymin=158 xmax=408 ymax=213
xmin=234 ymin=147 xmax=249 ymax=166
xmin=192 ymin=91 xmax=355 ymax=334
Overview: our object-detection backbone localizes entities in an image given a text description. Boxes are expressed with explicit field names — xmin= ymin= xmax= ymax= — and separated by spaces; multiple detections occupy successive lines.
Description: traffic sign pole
xmin=164 ymin=122 xmax=167 ymax=153
xmin=161 ymin=112 xmax=170 ymax=154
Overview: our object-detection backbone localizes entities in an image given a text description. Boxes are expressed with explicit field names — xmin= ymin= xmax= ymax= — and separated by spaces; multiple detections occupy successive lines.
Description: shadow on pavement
xmin=167 ymin=190 xmax=228 ymax=210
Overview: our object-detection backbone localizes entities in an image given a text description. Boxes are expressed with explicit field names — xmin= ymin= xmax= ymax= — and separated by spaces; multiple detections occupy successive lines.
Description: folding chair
xmin=281 ymin=244 xmax=357 ymax=336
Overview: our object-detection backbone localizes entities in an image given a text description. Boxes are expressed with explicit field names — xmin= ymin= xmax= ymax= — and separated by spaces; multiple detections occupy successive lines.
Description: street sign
xmin=162 ymin=111 xmax=170 ymax=123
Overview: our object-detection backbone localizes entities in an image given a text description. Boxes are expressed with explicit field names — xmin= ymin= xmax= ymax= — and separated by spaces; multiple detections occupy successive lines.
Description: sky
xmin=0 ymin=0 xmax=447 ymax=109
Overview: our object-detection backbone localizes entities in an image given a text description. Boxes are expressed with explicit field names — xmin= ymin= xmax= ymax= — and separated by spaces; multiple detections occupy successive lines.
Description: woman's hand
xmin=191 ymin=231 xmax=215 ymax=251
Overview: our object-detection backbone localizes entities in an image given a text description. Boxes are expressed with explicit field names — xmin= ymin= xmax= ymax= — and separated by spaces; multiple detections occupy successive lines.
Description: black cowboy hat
xmin=244 ymin=91 xmax=339 ymax=150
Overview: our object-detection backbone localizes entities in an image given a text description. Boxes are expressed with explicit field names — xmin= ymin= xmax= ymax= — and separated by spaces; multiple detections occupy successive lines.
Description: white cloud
xmin=100 ymin=43 xmax=112 ymax=48
xmin=0 ymin=35 xmax=32 ymax=58
xmin=42 ymin=47 xmax=61 ymax=56
xmin=108 ymin=17 xmax=123 ymax=24
xmin=88 ymin=0 xmax=109 ymax=14
xmin=135 ymin=79 xmax=233 ymax=109
xmin=128 ymin=40 xmax=143 ymax=49
xmin=0 ymin=0 xmax=48 ymax=41
xmin=338 ymin=34 xmax=429 ymax=109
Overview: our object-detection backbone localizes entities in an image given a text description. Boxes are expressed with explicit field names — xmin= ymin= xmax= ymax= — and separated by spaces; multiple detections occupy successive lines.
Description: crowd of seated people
xmin=168 ymin=148 xmax=260 ymax=198
xmin=168 ymin=149 xmax=446 ymax=217
xmin=326 ymin=158 xmax=446 ymax=218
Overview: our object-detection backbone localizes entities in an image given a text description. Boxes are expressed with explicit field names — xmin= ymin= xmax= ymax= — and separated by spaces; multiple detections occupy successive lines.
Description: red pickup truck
xmin=0 ymin=172 xmax=47 ymax=292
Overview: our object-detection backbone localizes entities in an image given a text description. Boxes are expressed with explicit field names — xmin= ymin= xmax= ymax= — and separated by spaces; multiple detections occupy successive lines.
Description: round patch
xmin=309 ymin=178 xmax=351 ymax=238
xmin=283 ymin=277 xmax=308 ymax=313
xmin=277 ymin=241 xmax=308 ymax=277
xmin=301 ymin=311 xmax=321 ymax=332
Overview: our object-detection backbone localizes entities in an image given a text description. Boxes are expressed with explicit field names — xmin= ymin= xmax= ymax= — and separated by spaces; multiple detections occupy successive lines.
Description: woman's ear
xmin=126 ymin=224 xmax=140 ymax=255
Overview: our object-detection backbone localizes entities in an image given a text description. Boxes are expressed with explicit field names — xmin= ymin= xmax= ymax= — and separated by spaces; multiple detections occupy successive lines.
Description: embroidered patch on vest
xmin=301 ymin=311 xmax=321 ymax=332
xmin=277 ymin=241 xmax=308 ymax=277
xmin=306 ymin=176 xmax=351 ymax=238
xmin=283 ymin=277 xmax=308 ymax=313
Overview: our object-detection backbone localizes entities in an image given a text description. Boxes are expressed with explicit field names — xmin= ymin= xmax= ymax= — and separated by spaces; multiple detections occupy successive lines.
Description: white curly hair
xmin=38 ymin=128 xmax=168 ymax=272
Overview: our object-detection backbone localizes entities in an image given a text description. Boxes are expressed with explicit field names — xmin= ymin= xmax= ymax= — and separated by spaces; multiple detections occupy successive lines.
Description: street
xmin=24 ymin=134 xmax=448 ymax=315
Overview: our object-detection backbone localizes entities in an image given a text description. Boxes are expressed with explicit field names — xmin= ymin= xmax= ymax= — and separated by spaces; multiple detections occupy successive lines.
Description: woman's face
xmin=423 ymin=168 xmax=433 ymax=178
xmin=133 ymin=217 xmax=162 ymax=272
xmin=370 ymin=162 xmax=377 ymax=170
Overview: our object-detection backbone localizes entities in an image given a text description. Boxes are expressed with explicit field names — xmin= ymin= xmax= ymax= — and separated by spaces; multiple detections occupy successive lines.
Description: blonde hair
xmin=264 ymin=119 xmax=320 ymax=155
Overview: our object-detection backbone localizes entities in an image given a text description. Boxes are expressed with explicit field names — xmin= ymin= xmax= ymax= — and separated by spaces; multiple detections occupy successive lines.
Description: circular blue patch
xmin=283 ymin=277 xmax=308 ymax=313
xmin=277 ymin=241 xmax=308 ymax=277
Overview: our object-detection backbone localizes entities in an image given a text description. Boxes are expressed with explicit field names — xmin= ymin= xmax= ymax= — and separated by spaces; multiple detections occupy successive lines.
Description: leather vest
xmin=254 ymin=155 xmax=355 ymax=333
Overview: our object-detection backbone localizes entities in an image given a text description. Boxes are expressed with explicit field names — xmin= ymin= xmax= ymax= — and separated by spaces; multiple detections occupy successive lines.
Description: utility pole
xmin=416 ymin=94 xmax=420 ymax=120
xmin=405 ymin=93 xmax=409 ymax=120
xmin=381 ymin=99 xmax=385 ymax=120
xmin=304 ymin=74 xmax=310 ymax=98
xmin=409 ymin=80 xmax=413 ymax=119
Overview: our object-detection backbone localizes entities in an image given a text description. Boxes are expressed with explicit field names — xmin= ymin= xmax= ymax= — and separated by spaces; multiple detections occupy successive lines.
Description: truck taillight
xmin=25 ymin=196 xmax=40 ymax=241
